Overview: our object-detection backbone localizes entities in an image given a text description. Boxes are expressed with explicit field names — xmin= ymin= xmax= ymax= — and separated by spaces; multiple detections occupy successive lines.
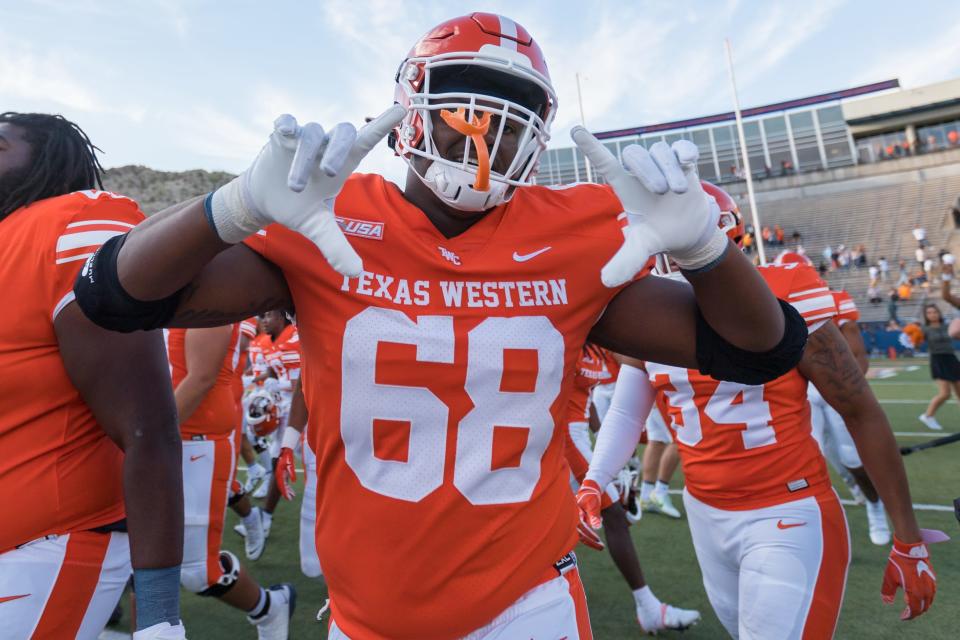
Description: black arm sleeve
xmin=73 ymin=234 xmax=183 ymax=333
xmin=695 ymin=298 xmax=807 ymax=385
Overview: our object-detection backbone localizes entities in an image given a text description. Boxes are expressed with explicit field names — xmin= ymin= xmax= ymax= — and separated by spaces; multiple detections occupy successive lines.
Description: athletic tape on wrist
xmin=280 ymin=426 xmax=302 ymax=450
xmin=674 ymin=228 xmax=729 ymax=272
xmin=206 ymin=178 xmax=265 ymax=244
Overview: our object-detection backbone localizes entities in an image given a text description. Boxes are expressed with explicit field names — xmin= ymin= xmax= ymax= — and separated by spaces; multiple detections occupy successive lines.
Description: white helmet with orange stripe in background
xmin=653 ymin=181 xmax=744 ymax=278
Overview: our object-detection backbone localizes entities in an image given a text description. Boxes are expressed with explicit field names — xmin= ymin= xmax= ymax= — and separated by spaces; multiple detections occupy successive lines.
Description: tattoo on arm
xmin=801 ymin=323 xmax=873 ymax=413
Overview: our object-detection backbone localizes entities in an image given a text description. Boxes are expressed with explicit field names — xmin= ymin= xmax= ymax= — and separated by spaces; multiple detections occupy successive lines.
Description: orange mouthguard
xmin=440 ymin=108 xmax=492 ymax=192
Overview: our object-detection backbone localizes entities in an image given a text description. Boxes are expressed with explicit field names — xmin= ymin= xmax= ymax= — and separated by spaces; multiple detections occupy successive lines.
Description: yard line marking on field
xmin=893 ymin=431 xmax=959 ymax=437
xmin=238 ymin=465 xmax=306 ymax=473
xmin=871 ymin=381 xmax=937 ymax=386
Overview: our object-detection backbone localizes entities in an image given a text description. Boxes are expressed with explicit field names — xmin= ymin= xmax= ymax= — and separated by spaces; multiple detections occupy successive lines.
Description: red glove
xmin=881 ymin=532 xmax=943 ymax=620
xmin=575 ymin=480 xmax=604 ymax=551
xmin=276 ymin=447 xmax=297 ymax=500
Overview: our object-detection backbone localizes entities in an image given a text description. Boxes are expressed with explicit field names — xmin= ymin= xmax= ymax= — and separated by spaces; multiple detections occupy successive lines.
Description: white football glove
xmin=571 ymin=127 xmax=725 ymax=287
xmin=209 ymin=105 xmax=407 ymax=278
xmin=133 ymin=622 xmax=187 ymax=640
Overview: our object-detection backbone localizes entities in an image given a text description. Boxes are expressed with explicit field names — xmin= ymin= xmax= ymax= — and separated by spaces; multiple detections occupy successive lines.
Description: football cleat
xmin=638 ymin=603 xmax=701 ymax=634
xmin=643 ymin=492 xmax=682 ymax=519
xmin=249 ymin=583 xmax=296 ymax=640
xmin=624 ymin=492 xmax=643 ymax=524
xmin=866 ymin=500 xmax=892 ymax=546
xmin=918 ymin=413 xmax=944 ymax=431
xmin=244 ymin=507 xmax=266 ymax=561
xmin=846 ymin=480 xmax=867 ymax=505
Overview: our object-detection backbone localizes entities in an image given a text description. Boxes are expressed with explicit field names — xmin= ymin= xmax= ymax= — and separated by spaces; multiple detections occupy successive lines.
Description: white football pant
xmin=683 ymin=488 xmax=849 ymax=640
xmin=808 ymin=385 xmax=862 ymax=469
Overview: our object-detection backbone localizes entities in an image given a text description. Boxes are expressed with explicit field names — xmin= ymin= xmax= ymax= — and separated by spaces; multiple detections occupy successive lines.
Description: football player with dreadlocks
xmin=74 ymin=14 xmax=806 ymax=638
xmin=0 ymin=113 xmax=185 ymax=639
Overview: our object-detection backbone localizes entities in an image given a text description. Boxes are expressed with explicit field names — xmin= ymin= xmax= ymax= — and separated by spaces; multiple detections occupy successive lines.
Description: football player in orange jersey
xmin=74 ymin=14 xmax=808 ymax=639
xmin=167 ymin=324 xmax=294 ymax=638
xmin=565 ymin=344 xmax=701 ymax=633
xmin=778 ymin=255 xmax=892 ymax=546
xmin=0 ymin=113 xmax=185 ymax=639
xmin=580 ymin=186 xmax=944 ymax=638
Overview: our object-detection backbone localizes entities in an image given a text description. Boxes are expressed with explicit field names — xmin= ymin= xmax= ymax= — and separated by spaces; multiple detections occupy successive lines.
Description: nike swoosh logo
xmin=0 ymin=594 xmax=29 ymax=604
xmin=513 ymin=247 xmax=552 ymax=262
xmin=777 ymin=520 xmax=806 ymax=530
xmin=917 ymin=560 xmax=936 ymax=581
xmin=190 ymin=455 xmax=205 ymax=462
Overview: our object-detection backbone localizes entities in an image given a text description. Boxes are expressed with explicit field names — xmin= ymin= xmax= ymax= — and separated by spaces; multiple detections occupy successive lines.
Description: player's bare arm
xmin=798 ymin=322 xmax=920 ymax=542
xmin=75 ymin=109 xmax=406 ymax=331
xmin=55 ymin=303 xmax=183 ymax=570
xmin=175 ymin=325 xmax=234 ymax=422
xmin=839 ymin=321 xmax=869 ymax=373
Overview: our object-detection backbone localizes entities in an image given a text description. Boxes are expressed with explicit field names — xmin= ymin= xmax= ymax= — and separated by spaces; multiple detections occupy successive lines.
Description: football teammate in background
xmin=0 ymin=113 xmax=184 ymax=639
xmin=566 ymin=344 xmax=700 ymax=633
xmin=275 ymin=377 xmax=331 ymax=620
xmin=639 ymin=412 xmax=683 ymax=519
xmin=167 ymin=325 xmax=294 ymax=637
xmin=75 ymin=14 xmax=806 ymax=638
xmin=580 ymin=186 xmax=943 ymax=638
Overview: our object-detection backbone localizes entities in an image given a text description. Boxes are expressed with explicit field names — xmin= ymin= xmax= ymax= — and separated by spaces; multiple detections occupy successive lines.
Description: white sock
xmin=654 ymin=480 xmax=670 ymax=497
xmin=248 ymin=588 xmax=269 ymax=619
xmin=633 ymin=585 xmax=661 ymax=612
xmin=262 ymin=511 xmax=273 ymax=526
xmin=640 ymin=481 xmax=655 ymax=501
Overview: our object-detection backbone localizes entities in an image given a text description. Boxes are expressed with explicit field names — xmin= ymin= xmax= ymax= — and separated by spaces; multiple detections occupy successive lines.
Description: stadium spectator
xmin=950 ymin=196 xmax=960 ymax=228
xmin=948 ymin=129 xmax=959 ymax=146
xmin=761 ymin=225 xmax=772 ymax=244
xmin=869 ymin=265 xmax=879 ymax=286
xmin=897 ymin=259 xmax=910 ymax=285
xmin=913 ymin=226 xmax=928 ymax=248
xmin=916 ymin=246 xmax=926 ymax=265
xmin=924 ymin=258 xmax=935 ymax=286
xmin=774 ymin=224 xmax=784 ymax=245
xmin=742 ymin=230 xmax=754 ymax=254
xmin=868 ymin=285 xmax=883 ymax=304
xmin=898 ymin=282 xmax=913 ymax=300
xmin=918 ymin=304 xmax=960 ymax=431
xmin=838 ymin=245 xmax=851 ymax=269
xmin=822 ymin=245 xmax=833 ymax=269
xmin=855 ymin=244 xmax=868 ymax=267
xmin=888 ymin=289 xmax=902 ymax=324
xmin=878 ymin=256 xmax=890 ymax=281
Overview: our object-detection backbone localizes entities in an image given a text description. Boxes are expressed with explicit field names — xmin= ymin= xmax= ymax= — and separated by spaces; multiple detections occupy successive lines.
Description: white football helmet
xmin=246 ymin=388 xmax=280 ymax=437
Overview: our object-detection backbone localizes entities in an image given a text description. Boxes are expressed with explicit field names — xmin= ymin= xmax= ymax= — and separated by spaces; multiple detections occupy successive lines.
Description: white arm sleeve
xmin=585 ymin=364 xmax=656 ymax=488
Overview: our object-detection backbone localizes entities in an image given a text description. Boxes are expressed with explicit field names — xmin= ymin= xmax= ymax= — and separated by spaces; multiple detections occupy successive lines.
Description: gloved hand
xmin=133 ymin=622 xmax=187 ymax=639
xmin=209 ymin=105 xmax=406 ymax=277
xmin=881 ymin=529 xmax=948 ymax=620
xmin=571 ymin=127 xmax=725 ymax=287
xmin=276 ymin=448 xmax=297 ymax=500
xmin=575 ymin=479 xmax=605 ymax=550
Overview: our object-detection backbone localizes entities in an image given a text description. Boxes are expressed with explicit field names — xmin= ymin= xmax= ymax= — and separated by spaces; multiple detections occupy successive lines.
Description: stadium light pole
xmin=724 ymin=38 xmax=766 ymax=266
xmin=576 ymin=72 xmax=593 ymax=183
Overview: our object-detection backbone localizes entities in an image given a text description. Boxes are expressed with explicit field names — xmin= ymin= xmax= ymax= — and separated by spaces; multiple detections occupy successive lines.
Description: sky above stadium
xmin=4 ymin=0 xmax=960 ymax=182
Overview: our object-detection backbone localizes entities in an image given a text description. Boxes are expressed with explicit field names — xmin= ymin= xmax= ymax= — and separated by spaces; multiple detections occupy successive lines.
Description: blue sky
xmin=4 ymin=0 xmax=960 ymax=183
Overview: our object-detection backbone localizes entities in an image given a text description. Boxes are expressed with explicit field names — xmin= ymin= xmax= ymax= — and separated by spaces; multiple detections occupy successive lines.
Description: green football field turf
xmin=107 ymin=358 xmax=959 ymax=639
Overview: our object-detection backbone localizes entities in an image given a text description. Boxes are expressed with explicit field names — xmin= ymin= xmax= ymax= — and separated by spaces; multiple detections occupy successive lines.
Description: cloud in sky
xmin=3 ymin=0 xmax=959 ymax=176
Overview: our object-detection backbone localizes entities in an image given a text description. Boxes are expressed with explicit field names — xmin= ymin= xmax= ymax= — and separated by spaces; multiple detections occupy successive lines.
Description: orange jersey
xmin=233 ymin=317 xmax=259 ymax=403
xmin=266 ymin=323 xmax=301 ymax=386
xmin=0 ymin=191 xmax=144 ymax=552
xmin=244 ymin=173 xmax=641 ymax=639
xmin=167 ymin=325 xmax=241 ymax=437
xmin=248 ymin=333 xmax=273 ymax=380
xmin=644 ymin=263 xmax=836 ymax=511
xmin=832 ymin=290 xmax=859 ymax=325
xmin=565 ymin=345 xmax=618 ymax=425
